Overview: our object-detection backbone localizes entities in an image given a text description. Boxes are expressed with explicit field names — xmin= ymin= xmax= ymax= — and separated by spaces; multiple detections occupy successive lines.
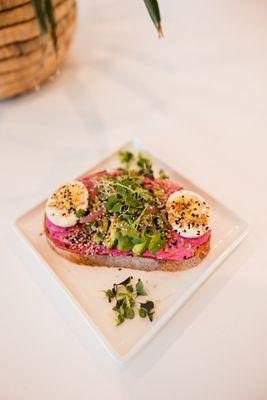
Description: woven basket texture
xmin=0 ymin=0 xmax=76 ymax=99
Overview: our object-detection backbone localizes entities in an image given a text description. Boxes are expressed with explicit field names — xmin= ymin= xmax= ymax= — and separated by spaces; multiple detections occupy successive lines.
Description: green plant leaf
xmin=139 ymin=300 xmax=154 ymax=313
xmin=137 ymin=153 xmax=154 ymax=178
xmin=31 ymin=0 xmax=162 ymax=57
xmin=31 ymin=0 xmax=46 ymax=35
xmin=45 ymin=0 xmax=58 ymax=51
xmin=139 ymin=301 xmax=155 ymax=321
xmin=119 ymin=151 xmax=134 ymax=169
xmin=75 ymin=208 xmax=85 ymax=218
xmin=125 ymin=308 xmax=135 ymax=319
xmin=126 ymin=284 xmax=134 ymax=293
xmin=119 ymin=304 xmax=125 ymax=317
xmin=117 ymin=276 xmax=132 ymax=287
xmin=139 ymin=307 xmax=147 ymax=318
xmin=115 ymin=299 xmax=124 ymax=309
xmin=148 ymin=311 xmax=154 ymax=321
xmin=104 ymin=277 xmax=155 ymax=325
xmin=158 ymin=169 xmax=169 ymax=180
xmin=136 ymin=279 xmax=147 ymax=296
xmin=105 ymin=194 xmax=118 ymax=211
xmin=116 ymin=314 xmax=125 ymax=326
xmin=30 ymin=0 xmax=57 ymax=52
xmin=104 ymin=288 xmax=116 ymax=303
xmin=143 ymin=0 xmax=163 ymax=37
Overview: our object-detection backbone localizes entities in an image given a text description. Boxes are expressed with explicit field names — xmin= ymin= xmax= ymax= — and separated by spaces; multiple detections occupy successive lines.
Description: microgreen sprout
xmin=75 ymin=208 xmax=86 ymax=218
xmin=75 ymin=151 xmax=170 ymax=259
xmin=158 ymin=168 xmax=169 ymax=180
xmin=103 ymin=277 xmax=155 ymax=325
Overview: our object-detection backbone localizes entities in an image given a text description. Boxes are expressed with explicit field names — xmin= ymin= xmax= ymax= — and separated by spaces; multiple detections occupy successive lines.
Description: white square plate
xmin=15 ymin=140 xmax=248 ymax=361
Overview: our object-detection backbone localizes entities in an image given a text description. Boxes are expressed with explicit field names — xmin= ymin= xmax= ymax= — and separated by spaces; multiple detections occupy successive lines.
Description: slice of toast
xmin=45 ymin=223 xmax=210 ymax=272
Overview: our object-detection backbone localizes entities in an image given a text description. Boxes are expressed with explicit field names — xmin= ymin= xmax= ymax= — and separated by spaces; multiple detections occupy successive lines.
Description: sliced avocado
xmin=105 ymin=225 xmax=119 ymax=250
xmin=128 ymin=228 xmax=141 ymax=243
xmin=117 ymin=236 xmax=133 ymax=252
xmin=133 ymin=238 xmax=149 ymax=256
xmin=101 ymin=217 xmax=109 ymax=233
xmin=92 ymin=233 xmax=104 ymax=244
xmin=148 ymin=231 xmax=166 ymax=254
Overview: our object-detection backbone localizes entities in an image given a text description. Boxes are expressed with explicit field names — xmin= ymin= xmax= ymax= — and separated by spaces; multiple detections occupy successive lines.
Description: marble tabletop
xmin=0 ymin=0 xmax=267 ymax=399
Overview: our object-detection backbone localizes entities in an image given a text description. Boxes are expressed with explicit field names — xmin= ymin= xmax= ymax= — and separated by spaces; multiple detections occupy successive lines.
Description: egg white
xmin=166 ymin=190 xmax=211 ymax=238
xmin=46 ymin=181 xmax=88 ymax=227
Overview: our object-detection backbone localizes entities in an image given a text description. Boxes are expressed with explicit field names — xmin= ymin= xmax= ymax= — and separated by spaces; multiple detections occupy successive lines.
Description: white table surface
xmin=1 ymin=0 xmax=267 ymax=399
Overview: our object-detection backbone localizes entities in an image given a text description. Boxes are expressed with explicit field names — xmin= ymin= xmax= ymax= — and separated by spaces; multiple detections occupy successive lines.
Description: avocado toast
xmin=44 ymin=152 xmax=211 ymax=271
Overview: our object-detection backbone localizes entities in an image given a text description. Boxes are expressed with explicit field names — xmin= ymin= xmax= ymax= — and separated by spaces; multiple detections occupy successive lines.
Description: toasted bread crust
xmin=44 ymin=222 xmax=210 ymax=272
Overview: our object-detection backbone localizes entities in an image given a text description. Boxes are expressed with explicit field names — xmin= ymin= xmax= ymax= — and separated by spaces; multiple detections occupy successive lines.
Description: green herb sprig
xmin=137 ymin=153 xmax=154 ymax=179
xmin=79 ymin=151 xmax=170 ymax=256
xmin=104 ymin=277 xmax=155 ymax=325
xmin=139 ymin=300 xmax=155 ymax=321
xmin=119 ymin=151 xmax=168 ymax=181
xmin=97 ymin=172 xmax=167 ymax=255
xmin=158 ymin=168 xmax=169 ymax=180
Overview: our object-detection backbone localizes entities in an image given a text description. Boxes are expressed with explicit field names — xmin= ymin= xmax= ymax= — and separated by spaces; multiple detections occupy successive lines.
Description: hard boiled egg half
xmin=166 ymin=190 xmax=211 ymax=238
xmin=46 ymin=181 xmax=88 ymax=227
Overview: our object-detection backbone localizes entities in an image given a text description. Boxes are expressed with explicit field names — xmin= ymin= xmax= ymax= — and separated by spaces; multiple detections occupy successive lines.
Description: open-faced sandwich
xmin=44 ymin=152 xmax=211 ymax=271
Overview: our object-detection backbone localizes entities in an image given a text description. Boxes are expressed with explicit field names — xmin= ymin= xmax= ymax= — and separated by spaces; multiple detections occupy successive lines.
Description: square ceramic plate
xmin=15 ymin=140 xmax=248 ymax=361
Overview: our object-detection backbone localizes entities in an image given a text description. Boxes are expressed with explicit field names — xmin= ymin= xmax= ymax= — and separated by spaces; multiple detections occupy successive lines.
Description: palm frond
xmin=30 ymin=0 xmax=57 ymax=51
xmin=45 ymin=0 xmax=58 ymax=51
xmin=143 ymin=0 xmax=163 ymax=37
xmin=31 ymin=0 xmax=46 ymax=35
xmin=30 ymin=0 xmax=163 ymax=55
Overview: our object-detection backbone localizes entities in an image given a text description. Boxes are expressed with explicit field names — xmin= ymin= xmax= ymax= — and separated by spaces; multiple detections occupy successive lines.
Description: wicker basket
xmin=0 ymin=0 xmax=76 ymax=100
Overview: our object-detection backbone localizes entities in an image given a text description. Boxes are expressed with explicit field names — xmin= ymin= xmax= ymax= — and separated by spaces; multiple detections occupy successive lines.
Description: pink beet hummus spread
xmin=45 ymin=172 xmax=211 ymax=262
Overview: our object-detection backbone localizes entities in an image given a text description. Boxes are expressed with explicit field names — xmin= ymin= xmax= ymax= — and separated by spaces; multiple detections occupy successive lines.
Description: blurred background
xmin=1 ymin=0 xmax=266 ymax=234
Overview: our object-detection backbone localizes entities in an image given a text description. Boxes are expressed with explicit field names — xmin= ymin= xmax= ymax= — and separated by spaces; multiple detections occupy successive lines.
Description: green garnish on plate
xmin=104 ymin=277 xmax=155 ymax=325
